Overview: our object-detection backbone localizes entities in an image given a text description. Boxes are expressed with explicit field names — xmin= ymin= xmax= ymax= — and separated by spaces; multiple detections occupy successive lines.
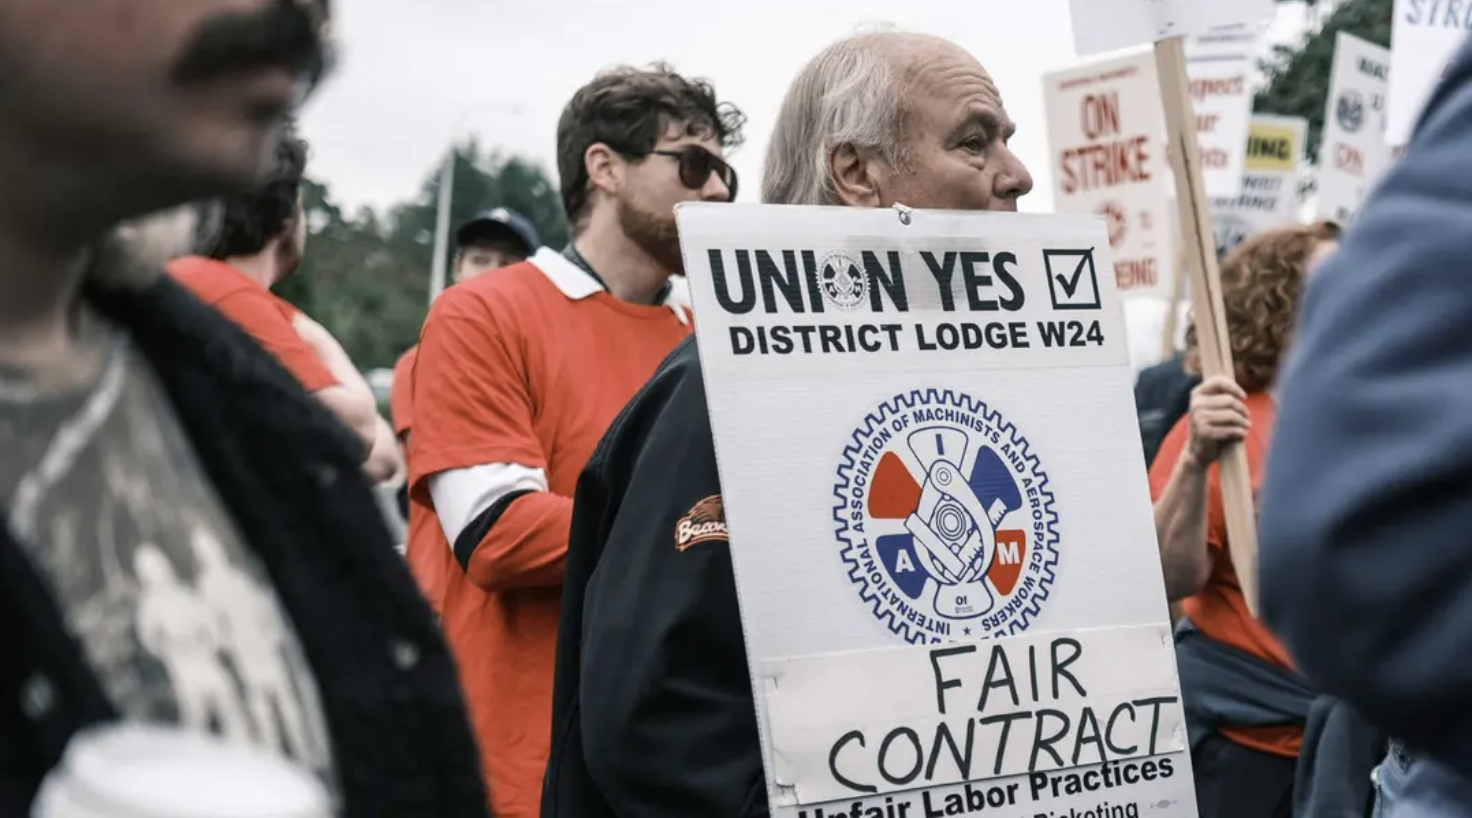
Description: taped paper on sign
xmin=763 ymin=624 xmax=1185 ymax=806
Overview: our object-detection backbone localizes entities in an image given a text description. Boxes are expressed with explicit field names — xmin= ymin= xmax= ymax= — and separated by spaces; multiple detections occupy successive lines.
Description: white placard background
xmin=677 ymin=204 xmax=1195 ymax=818
xmin=1317 ymin=33 xmax=1392 ymax=223
xmin=1212 ymin=114 xmax=1306 ymax=253
xmin=1388 ymin=0 xmax=1469 ymax=145
xmin=1185 ymin=26 xmax=1257 ymax=199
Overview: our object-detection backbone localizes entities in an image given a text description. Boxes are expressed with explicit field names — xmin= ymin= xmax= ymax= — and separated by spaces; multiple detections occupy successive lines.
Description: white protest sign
xmin=1044 ymin=51 xmax=1175 ymax=300
xmin=1317 ymin=33 xmax=1392 ymax=223
xmin=1388 ymin=0 xmax=1469 ymax=145
xmin=1069 ymin=0 xmax=1273 ymax=55
xmin=676 ymin=203 xmax=1195 ymax=818
xmin=1185 ymin=26 xmax=1257 ymax=199
xmin=765 ymin=626 xmax=1185 ymax=806
xmin=1212 ymin=115 xmax=1306 ymax=254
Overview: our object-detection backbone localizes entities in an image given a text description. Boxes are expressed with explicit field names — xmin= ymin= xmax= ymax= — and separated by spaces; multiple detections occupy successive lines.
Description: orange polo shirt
xmin=167 ymin=256 xmax=337 ymax=392
xmin=1149 ymin=390 xmax=1300 ymax=758
xmin=407 ymin=249 xmax=692 ymax=816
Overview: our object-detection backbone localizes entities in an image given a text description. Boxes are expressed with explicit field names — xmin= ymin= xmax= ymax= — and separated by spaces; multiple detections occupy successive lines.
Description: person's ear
xmin=585 ymin=143 xmax=623 ymax=200
xmin=828 ymin=144 xmax=885 ymax=207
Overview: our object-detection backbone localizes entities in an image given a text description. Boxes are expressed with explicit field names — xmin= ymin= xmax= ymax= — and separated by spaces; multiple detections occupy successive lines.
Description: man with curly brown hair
xmin=406 ymin=63 xmax=744 ymax=817
xmin=1149 ymin=221 xmax=1340 ymax=816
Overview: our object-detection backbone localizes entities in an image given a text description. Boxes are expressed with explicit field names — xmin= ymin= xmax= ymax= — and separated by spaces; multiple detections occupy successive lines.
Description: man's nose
xmin=992 ymin=148 xmax=1034 ymax=206
xmin=700 ymin=172 xmax=735 ymax=203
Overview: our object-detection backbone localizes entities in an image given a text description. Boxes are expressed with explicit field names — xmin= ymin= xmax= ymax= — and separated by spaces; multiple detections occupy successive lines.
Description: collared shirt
xmin=404 ymin=248 xmax=692 ymax=816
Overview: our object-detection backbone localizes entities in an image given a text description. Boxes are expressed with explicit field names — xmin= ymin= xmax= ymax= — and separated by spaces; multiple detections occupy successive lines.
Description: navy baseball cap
xmin=456 ymin=207 xmax=540 ymax=255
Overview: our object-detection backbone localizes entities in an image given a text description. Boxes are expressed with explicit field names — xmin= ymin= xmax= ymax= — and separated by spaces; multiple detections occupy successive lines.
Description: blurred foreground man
xmin=0 ymin=1 xmax=483 ymax=814
xmin=1259 ymin=37 xmax=1472 ymax=816
xmin=407 ymin=64 xmax=744 ymax=815
xmin=168 ymin=130 xmax=401 ymax=483
xmin=543 ymin=30 xmax=1033 ymax=817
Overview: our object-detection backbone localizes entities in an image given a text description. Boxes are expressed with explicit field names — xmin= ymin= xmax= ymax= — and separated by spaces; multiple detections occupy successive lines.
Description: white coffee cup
xmin=33 ymin=723 xmax=333 ymax=818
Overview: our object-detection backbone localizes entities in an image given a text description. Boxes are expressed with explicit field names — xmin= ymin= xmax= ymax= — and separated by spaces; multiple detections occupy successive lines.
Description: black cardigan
xmin=0 ymin=277 xmax=487 ymax=816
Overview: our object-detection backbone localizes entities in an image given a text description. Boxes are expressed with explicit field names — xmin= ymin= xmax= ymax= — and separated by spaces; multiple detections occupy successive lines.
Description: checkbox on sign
xmin=1043 ymin=248 xmax=1102 ymax=311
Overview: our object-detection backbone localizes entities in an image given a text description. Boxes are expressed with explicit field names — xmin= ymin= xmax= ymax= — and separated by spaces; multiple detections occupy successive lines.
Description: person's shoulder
xmin=429 ymin=260 xmax=552 ymax=323
xmin=393 ymin=345 xmax=418 ymax=375
xmin=165 ymin=256 xmax=255 ymax=305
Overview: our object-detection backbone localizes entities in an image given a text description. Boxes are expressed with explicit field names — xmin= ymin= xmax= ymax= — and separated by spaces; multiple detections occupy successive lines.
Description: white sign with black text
xmin=1212 ymin=115 xmax=1306 ymax=254
xmin=1317 ymin=32 xmax=1391 ymax=223
xmin=676 ymin=204 xmax=1196 ymax=818
xmin=1388 ymin=0 xmax=1469 ymax=146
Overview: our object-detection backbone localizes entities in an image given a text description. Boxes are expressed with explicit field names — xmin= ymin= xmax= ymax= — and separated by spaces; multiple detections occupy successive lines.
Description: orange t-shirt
xmin=390 ymin=346 xmax=418 ymax=439
xmin=167 ymin=256 xmax=337 ymax=392
xmin=390 ymin=344 xmax=448 ymax=611
xmin=407 ymin=251 xmax=692 ymax=817
xmin=1148 ymin=390 xmax=1300 ymax=758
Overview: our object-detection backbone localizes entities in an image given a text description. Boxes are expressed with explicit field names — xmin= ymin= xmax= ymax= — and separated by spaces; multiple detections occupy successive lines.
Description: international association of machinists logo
xmin=832 ymin=389 xmax=1060 ymax=644
xmin=818 ymin=252 xmax=868 ymax=310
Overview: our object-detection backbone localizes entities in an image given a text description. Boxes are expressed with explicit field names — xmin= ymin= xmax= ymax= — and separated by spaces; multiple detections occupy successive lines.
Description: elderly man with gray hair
xmin=542 ymin=29 xmax=1032 ymax=818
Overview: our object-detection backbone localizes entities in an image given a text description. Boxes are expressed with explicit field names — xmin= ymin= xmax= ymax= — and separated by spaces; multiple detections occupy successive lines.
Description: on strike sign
xmin=1044 ymin=51 xmax=1174 ymax=301
xmin=675 ymin=203 xmax=1195 ymax=818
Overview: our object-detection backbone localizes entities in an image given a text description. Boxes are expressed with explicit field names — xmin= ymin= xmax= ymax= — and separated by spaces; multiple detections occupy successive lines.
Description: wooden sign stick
xmin=1153 ymin=36 xmax=1261 ymax=616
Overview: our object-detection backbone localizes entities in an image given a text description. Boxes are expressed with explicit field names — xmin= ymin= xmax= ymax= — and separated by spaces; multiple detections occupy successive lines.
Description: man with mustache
xmin=542 ymin=30 xmax=1033 ymax=816
xmin=405 ymin=63 xmax=743 ymax=816
xmin=0 ymin=1 xmax=484 ymax=814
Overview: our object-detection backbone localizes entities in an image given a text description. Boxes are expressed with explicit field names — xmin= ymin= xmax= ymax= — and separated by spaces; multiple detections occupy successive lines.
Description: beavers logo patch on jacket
xmin=675 ymin=495 xmax=728 ymax=551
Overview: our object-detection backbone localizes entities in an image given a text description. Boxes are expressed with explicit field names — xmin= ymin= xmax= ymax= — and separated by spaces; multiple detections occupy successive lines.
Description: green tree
xmin=279 ymin=143 xmax=567 ymax=370
xmin=1256 ymin=0 xmax=1392 ymax=164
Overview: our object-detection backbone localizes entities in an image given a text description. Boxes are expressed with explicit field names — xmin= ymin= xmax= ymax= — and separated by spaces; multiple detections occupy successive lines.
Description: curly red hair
xmin=1184 ymin=221 xmax=1341 ymax=393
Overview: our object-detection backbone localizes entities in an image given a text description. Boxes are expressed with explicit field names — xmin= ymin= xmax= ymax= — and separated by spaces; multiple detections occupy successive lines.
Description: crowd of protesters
xmin=4 ymin=1 xmax=1472 ymax=817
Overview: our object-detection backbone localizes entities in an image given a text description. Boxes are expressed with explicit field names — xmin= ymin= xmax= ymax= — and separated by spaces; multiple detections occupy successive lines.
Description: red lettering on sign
xmin=1081 ymin=92 xmax=1122 ymax=139
xmin=1115 ymin=258 xmax=1159 ymax=289
xmin=1057 ymin=137 xmax=1154 ymax=193
xmin=1334 ymin=143 xmax=1365 ymax=177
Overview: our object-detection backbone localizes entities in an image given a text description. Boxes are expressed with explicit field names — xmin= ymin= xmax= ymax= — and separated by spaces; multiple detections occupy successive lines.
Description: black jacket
xmin=543 ymin=336 xmax=767 ymax=817
xmin=0 ymin=278 xmax=487 ymax=816
xmin=1133 ymin=354 xmax=1198 ymax=468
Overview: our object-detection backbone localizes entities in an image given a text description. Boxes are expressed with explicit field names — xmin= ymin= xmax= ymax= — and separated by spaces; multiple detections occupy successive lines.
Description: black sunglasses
xmin=632 ymin=145 xmax=738 ymax=202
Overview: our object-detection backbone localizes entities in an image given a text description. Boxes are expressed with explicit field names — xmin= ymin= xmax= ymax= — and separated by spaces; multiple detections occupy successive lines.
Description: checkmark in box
xmin=1043 ymin=248 xmax=1102 ymax=311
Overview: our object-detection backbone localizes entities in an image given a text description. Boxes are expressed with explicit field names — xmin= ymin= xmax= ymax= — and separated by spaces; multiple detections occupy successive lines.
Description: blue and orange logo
xmin=832 ymin=389 xmax=1060 ymax=644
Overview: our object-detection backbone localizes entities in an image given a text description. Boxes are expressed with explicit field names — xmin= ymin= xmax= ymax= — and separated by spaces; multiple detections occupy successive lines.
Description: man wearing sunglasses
xmin=406 ymin=63 xmax=744 ymax=817
xmin=544 ymin=30 xmax=1033 ymax=817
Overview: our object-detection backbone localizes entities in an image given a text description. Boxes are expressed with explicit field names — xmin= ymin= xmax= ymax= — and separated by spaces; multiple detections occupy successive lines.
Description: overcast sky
xmin=298 ymin=0 xmax=1311 ymax=216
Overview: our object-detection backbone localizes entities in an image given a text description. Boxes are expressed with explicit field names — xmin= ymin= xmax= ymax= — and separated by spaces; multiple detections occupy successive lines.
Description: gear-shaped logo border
xmin=817 ymin=251 xmax=869 ymax=311
xmin=831 ymin=388 xmax=1061 ymax=644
